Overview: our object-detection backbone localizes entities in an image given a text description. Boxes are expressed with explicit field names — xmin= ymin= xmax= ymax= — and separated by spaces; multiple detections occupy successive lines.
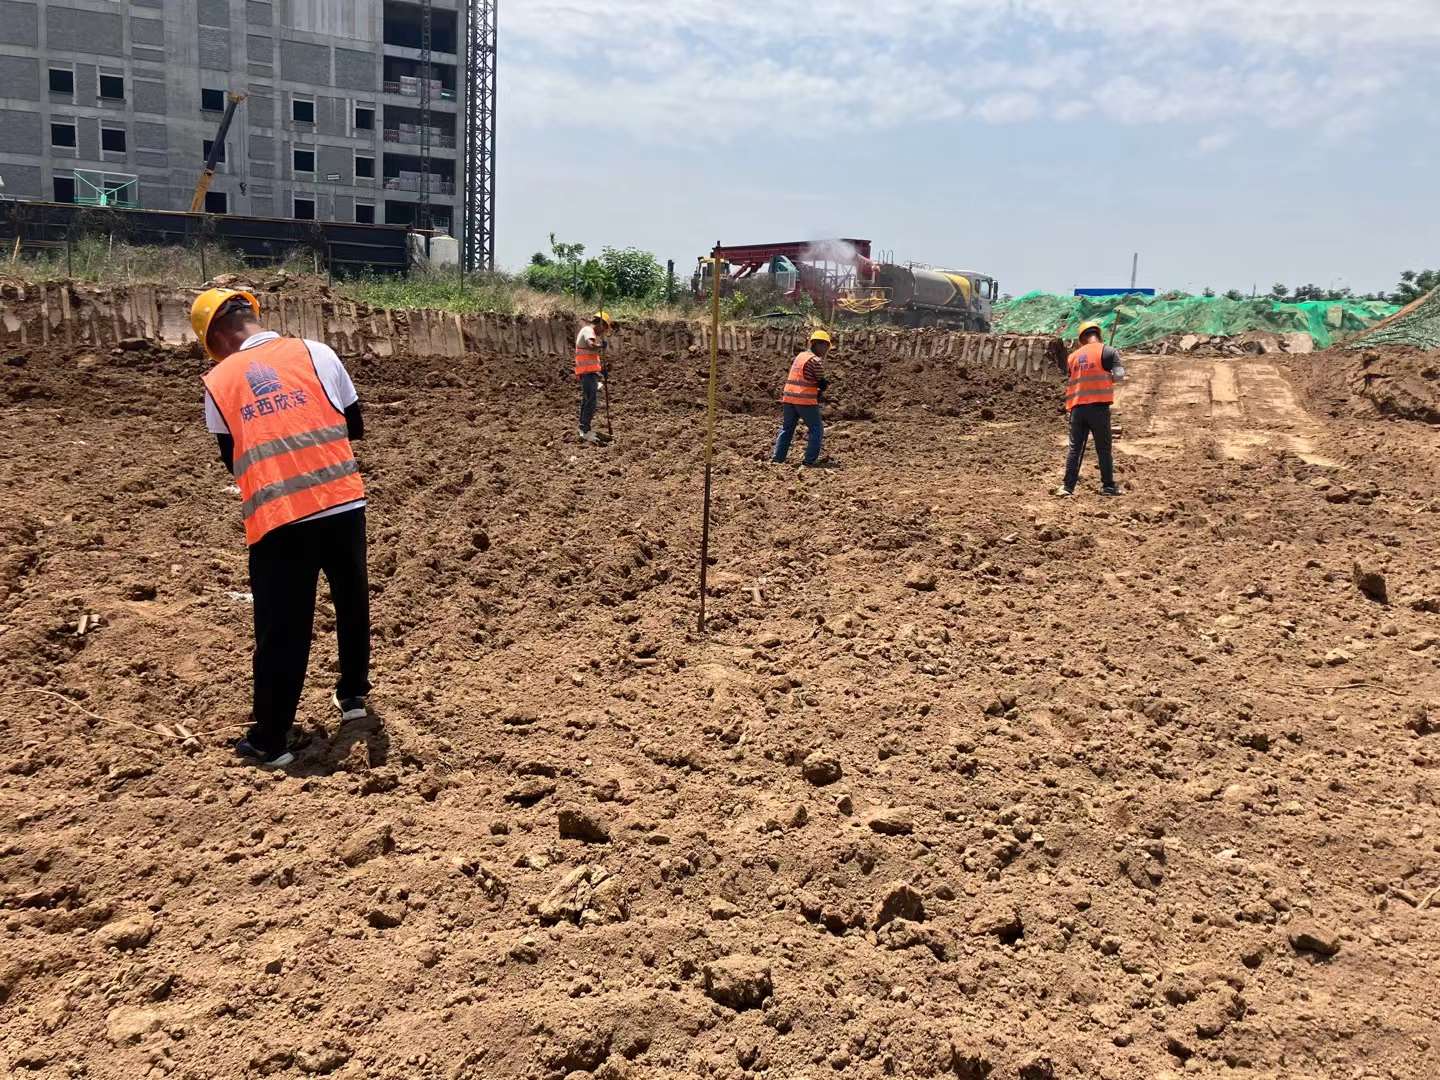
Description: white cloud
xmin=501 ymin=0 xmax=1437 ymax=141
xmin=976 ymin=93 xmax=1040 ymax=124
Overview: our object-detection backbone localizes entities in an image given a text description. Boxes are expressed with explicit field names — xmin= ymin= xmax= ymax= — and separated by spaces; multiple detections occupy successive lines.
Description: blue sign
xmin=1074 ymin=288 xmax=1156 ymax=298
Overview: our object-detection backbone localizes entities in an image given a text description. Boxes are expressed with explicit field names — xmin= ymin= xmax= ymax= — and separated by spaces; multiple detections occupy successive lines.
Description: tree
xmin=579 ymin=259 xmax=613 ymax=302
xmin=548 ymin=233 xmax=585 ymax=266
xmin=1393 ymin=269 xmax=1439 ymax=305
xmin=1223 ymin=289 xmax=1245 ymax=301
xmin=1291 ymin=283 xmax=1324 ymax=302
xmin=599 ymin=247 xmax=664 ymax=301
xmin=524 ymin=233 xmax=587 ymax=295
xmin=1269 ymin=283 xmax=1289 ymax=300
xmin=1202 ymin=286 xmax=1216 ymax=298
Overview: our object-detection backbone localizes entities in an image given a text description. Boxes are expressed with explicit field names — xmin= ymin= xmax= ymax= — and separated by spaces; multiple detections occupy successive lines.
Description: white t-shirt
xmin=575 ymin=325 xmax=598 ymax=350
xmin=204 ymin=331 xmax=365 ymax=522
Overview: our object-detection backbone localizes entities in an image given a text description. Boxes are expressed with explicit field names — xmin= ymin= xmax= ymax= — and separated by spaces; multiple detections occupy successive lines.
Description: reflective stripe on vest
xmin=202 ymin=337 xmax=365 ymax=546
xmin=1065 ymin=342 xmax=1114 ymax=410
xmin=232 ymin=423 xmax=349 ymax=477
xmin=781 ymin=351 xmax=819 ymax=406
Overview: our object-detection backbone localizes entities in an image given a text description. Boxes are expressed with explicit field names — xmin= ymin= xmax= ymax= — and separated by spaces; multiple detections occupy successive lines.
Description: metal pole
xmin=200 ymin=237 xmax=207 ymax=283
xmin=66 ymin=234 xmax=73 ymax=278
xmin=1130 ymin=253 xmax=1138 ymax=291
xmin=602 ymin=365 xmax=613 ymax=440
xmin=327 ymin=243 xmax=333 ymax=288
xmin=698 ymin=249 xmax=721 ymax=634
xmin=666 ymin=259 xmax=674 ymax=303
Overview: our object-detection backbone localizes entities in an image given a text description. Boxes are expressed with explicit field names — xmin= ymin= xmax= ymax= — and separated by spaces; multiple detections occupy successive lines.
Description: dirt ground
xmin=1 ymin=330 xmax=1439 ymax=1080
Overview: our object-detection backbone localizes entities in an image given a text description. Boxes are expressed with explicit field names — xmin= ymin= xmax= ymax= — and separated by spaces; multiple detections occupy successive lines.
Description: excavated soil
xmin=2 ymin=334 xmax=1439 ymax=1080
xmin=1294 ymin=347 xmax=1440 ymax=427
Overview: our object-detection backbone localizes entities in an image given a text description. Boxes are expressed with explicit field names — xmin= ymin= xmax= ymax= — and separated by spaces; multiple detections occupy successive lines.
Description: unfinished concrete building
xmin=0 ymin=0 xmax=465 ymax=234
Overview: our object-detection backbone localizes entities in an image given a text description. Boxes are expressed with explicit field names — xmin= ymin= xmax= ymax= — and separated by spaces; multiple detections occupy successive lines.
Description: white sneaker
xmin=1054 ymin=486 xmax=1074 ymax=498
xmin=578 ymin=429 xmax=600 ymax=444
xmin=331 ymin=691 xmax=367 ymax=722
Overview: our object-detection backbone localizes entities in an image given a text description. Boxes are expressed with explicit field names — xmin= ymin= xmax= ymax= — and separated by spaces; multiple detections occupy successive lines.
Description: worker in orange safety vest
xmin=771 ymin=328 xmax=833 ymax=466
xmin=195 ymin=287 xmax=372 ymax=767
xmin=1056 ymin=320 xmax=1122 ymax=497
xmin=575 ymin=311 xmax=614 ymax=444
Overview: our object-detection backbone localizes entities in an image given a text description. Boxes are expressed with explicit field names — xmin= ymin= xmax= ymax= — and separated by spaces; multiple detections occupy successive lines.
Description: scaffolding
xmin=462 ymin=0 xmax=497 ymax=271
xmin=73 ymin=170 xmax=139 ymax=209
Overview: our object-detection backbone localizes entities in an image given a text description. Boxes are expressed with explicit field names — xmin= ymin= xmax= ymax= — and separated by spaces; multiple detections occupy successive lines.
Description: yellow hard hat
xmin=809 ymin=328 xmax=833 ymax=346
xmin=593 ymin=311 xmax=614 ymax=328
xmin=191 ymin=288 xmax=260 ymax=359
xmin=1076 ymin=320 xmax=1103 ymax=341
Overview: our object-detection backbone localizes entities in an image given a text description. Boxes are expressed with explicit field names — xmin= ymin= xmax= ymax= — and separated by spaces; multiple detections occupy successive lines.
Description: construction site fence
xmin=0 ymin=281 xmax=1062 ymax=382
xmin=996 ymin=290 xmax=1399 ymax=349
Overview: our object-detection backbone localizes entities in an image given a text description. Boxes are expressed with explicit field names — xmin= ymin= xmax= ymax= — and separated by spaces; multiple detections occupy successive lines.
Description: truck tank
xmin=873 ymin=264 xmax=973 ymax=310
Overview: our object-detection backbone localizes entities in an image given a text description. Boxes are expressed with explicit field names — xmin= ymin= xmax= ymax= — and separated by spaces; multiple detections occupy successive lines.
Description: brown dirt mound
xmin=1 ymin=336 xmax=1438 ymax=1080
xmin=1291 ymin=346 xmax=1440 ymax=425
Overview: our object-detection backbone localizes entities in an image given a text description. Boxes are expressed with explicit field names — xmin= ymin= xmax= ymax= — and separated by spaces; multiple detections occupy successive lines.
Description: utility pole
xmin=1130 ymin=252 xmax=1138 ymax=291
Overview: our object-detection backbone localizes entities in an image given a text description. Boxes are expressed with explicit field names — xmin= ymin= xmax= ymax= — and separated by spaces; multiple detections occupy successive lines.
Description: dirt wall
xmin=0 ymin=281 xmax=1063 ymax=402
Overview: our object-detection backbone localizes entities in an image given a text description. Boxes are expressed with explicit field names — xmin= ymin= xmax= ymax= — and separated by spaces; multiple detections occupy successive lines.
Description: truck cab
xmin=954 ymin=272 xmax=999 ymax=330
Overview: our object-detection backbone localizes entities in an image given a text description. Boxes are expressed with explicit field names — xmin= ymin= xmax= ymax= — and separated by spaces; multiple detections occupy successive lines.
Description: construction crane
xmin=190 ymin=92 xmax=248 ymax=213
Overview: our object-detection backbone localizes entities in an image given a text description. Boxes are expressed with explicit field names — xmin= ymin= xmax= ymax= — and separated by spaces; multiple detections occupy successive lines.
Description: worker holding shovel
xmin=194 ymin=288 xmax=372 ymax=767
xmin=1055 ymin=319 xmax=1122 ymax=498
xmin=771 ymin=328 xmax=833 ymax=467
xmin=575 ymin=311 xmax=614 ymax=444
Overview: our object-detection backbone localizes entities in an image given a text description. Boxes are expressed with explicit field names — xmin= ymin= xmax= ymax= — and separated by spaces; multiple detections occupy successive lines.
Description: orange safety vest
xmin=781 ymin=351 xmax=820 ymax=406
xmin=203 ymin=337 xmax=365 ymax=546
xmin=575 ymin=330 xmax=602 ymax=377
xmin=1065 ymin=342 xmax=1114 ymax=411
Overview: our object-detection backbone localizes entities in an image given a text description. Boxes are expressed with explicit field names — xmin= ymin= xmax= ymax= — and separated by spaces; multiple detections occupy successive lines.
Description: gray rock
xmin=1353 ymin=562 xmax=1388 ymax=604
xmin=365 ymin=905 xmax=404 ymax=929
xmin=557 ymin=806 xmax=611 ymax=844
xmin=296 ymin=1042 xmax=350 ymax=1075
xmin=337 ymin=822 xmax=393 ymax=867
xmin=536 ymin=864 xmax=628 ymax=926
xmin=903 ymin=567 xmax=937 ymax=591
xmin=703 ymin=956 xmax=773 ymax=1010
xmin=865 ymin=807 xmax=915 ymax=835
xmin=95 ymin=914 xmax=154 ymax=951
xmin=1288 ymin=922 xmax=1341 ymax=958
xmin=800 ymin=750 xmax=842 ymax=786
xmin=709 ymin=897 xmax=741 ymax=921
xmin=873 ymin=881 xmax=926 ymax=927
xmin=105 ymin=1007 xmax=162 ymax=1044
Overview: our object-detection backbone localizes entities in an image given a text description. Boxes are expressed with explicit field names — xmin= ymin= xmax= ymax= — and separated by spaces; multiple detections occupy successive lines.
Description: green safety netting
xmin=1347 ymin=287 xmax=1440 ymax=351
xmin=993 ymin=292 xmax=1399 ymax=349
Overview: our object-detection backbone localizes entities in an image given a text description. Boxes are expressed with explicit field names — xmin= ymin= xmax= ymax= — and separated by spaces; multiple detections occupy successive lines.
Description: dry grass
xmin=4 ymin=241 xmax=742 ymax=325
xmin=8 ymin=235 xmax=317 ymax=286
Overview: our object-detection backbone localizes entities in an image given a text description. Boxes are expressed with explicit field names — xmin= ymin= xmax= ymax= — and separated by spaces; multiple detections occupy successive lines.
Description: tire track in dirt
xmin=1118 ymin=356 xmax=1340 ymax=468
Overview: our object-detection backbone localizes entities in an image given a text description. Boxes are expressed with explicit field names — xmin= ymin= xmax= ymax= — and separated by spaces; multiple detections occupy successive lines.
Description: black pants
xmin=1063 ymin=403 xmax=1115 ymax=491
xmin=578 ymin=373 xmax=600 ymax=433
xmin=247 ymin=507 xmax=370 ymax=754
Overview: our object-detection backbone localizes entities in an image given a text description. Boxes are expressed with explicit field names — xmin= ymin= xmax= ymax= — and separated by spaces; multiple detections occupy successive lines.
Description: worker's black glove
xmin=818 ymin=377 xmax=830 ymax=392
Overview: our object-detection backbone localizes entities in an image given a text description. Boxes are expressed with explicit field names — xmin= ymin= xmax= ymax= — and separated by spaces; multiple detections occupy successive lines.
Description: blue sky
xmin=494 ymin=1 xmax=1440 ymax=296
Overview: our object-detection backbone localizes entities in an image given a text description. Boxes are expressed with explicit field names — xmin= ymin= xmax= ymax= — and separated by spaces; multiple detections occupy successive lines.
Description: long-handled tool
xmin=602 ymin=345 xmax=614 ymax=441
xmin=1107 ymin=306 xmax=1127 ymax=382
